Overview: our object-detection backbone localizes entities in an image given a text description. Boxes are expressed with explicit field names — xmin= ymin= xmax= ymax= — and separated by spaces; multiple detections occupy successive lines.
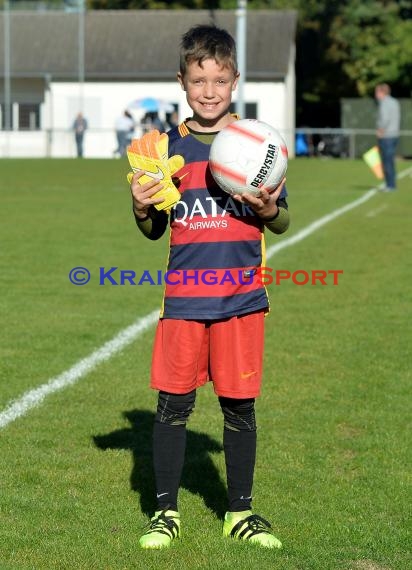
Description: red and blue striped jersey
xmin=160 ymin=123 xmax=283 ymax=320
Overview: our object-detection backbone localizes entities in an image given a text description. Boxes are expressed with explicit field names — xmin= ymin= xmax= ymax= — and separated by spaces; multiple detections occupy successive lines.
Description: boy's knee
xmin=219 ymin=397 xmax=256 ymax=431
xmin=155 ymin=390 xmax=196 ymax=426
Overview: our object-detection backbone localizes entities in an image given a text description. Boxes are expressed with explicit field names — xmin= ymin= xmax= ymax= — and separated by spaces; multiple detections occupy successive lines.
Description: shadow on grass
xmin=93 ymin=409 xmax=227 ymax=519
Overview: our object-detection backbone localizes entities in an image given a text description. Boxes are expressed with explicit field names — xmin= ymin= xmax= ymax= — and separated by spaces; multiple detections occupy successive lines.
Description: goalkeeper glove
xmin=127 ymin=130 xmax=184 ymax=211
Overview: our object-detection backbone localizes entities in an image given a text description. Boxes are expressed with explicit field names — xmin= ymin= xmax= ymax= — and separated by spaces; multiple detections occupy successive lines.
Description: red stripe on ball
xmin=226 ymin=122 xmax=266 ymax=144
xmin=209 ymin=161 xmax=248 ymax=185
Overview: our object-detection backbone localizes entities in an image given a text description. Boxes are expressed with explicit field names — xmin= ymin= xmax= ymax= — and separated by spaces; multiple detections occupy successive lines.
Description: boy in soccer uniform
xmin=130 ymin=25 xmax=290 ymax=549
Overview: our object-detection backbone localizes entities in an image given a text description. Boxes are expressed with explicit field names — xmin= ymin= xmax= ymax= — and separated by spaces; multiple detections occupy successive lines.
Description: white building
xmin=0 ymin=9 xmax=297 ymax=158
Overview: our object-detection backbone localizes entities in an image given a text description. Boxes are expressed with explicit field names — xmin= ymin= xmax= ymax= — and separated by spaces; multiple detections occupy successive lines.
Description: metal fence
xmin=294 ymin=128 xmax=412 ymax=160
xmin=1 ymin=127 xmax=412 ymax=159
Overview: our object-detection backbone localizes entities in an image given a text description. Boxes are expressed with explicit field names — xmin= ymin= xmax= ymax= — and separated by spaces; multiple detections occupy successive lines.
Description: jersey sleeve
xmin=135 ymin=207 xmax=169 ymax=240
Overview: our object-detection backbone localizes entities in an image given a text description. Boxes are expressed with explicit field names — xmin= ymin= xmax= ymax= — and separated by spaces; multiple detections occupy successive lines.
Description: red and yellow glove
xmin=127 ymin=130 xmax=184 ymax=211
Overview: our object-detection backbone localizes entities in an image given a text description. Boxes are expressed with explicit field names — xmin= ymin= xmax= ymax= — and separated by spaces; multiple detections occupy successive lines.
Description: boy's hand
xmin=129 ymin=171 xmax=166 ymax=219
xmin=232 ymin=178 xmax=286 ymax=220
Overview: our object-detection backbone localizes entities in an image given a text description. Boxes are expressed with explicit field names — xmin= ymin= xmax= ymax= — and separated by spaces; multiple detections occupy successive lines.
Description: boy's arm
xmin=262 ymin=196 xmax=290 ymax=235
xmin=134 ymin=207 xmax=168 ymax=240
xmin=232 ymin=178 xmax=290 ymax=234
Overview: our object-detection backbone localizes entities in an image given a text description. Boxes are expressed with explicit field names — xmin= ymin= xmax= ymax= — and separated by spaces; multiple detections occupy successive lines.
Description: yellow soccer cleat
xmin=223 ymin=511 xmax=282 ymax=549
xmin=139 ymin=509 xmax=181 ymax=549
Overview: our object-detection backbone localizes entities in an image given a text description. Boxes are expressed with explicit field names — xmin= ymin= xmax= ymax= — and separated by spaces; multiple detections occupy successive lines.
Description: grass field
xmin=0 ymin=157 xmax=411 ymax=570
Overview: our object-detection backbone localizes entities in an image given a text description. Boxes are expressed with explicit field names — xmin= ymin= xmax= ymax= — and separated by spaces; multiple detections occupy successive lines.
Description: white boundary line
xmin=0 ymin=311 xmax=158 ymax=429
xmin=266 ymin=189 xmax=376 ymax=259
xmin=365 ymin=204 xmax=388 ymax=218
xmin=266 ymin=164 xmax=412 ymax=259
xmin=1 ymin=165 xmax=411 ymax=430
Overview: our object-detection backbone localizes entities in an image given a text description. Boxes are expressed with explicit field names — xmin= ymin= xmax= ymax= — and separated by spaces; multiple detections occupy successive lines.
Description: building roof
xmin=0 ymin=9 xmax=297 ymax=81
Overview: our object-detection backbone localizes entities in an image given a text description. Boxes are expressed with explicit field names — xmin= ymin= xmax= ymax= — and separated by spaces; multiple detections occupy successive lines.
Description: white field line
xmin=1 ymin=165 xmax=411 ymax=430
xmin=266 ymin=164 xmax=412 ymax=259
xmin=266 ymin=189 xmax=376 ymax=259
xmin=366 ymin=204 xmax=388 ymax=218
xmin=0 ymin=311 xmax=159 ymax=429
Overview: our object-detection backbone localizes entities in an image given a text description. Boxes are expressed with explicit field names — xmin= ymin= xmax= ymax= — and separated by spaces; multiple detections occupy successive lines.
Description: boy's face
xmin=178 ymin=58 xmax=239 ymax=130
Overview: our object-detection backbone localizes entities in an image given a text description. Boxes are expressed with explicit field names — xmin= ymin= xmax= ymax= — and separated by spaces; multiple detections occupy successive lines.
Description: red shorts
xmin=150 ymin=311 xmax=265 ymax=398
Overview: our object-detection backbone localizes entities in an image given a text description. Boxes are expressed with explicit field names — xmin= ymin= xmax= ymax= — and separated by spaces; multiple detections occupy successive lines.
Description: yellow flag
xmin=362 ymin=146 xmax=384 ymax=180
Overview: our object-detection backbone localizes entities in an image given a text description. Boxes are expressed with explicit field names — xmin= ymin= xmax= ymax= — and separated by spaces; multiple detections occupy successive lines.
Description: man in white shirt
xmin=114 ymin=110 xmax=135 ymax=157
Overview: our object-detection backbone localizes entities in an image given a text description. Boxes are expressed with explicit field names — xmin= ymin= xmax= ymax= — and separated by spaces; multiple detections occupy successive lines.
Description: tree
xmin=328 ymin=0 xmax=412 ymax=97
xmin=276 ymin=0 xmax=412 ymax=123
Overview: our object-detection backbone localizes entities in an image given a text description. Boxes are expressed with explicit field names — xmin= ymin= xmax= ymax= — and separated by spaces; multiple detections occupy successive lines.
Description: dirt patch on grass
xmin=336 ymin=422 xmax=363 ymax=439
xmin=349 ymin=560 xmax=391 ymax=570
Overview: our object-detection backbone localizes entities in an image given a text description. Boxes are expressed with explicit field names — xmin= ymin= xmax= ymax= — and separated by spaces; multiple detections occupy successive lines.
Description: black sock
xmin=223 ymin=428 xmax=256 ymax=512
xmin=152 ymin=421 xmax=186 ymax=511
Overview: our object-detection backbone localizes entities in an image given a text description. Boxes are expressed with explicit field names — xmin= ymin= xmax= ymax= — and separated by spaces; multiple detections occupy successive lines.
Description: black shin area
xmin=219 ymin=397 xmax=257 ymax=512
xmin=153 ymin=390 xmax=196 ymax=510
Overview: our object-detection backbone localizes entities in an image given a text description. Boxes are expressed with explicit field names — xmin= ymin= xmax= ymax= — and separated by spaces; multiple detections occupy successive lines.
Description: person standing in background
xmin=141 ymin=111 xmax=166 ymax=134
xmin=72 ymin=112 xmax=88 ymax=158
xmin=165 ymin=110 xmax=179 ymax=131
xmin=114 ymin=110 xmax=135 ymax=157
xmin=375 ymin=83 xmax=401 ymax=191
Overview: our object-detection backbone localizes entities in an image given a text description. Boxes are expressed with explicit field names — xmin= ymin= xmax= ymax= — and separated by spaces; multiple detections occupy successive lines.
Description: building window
xmin=1 ymin=103 xmax=40 ymax=130
xmin=19 ymin=104 xmax=40 ymax=130
xmin=0 ymin=103 xmax=13 ymax=130
xmin=229 ymin=103 xmax=257 ymax=119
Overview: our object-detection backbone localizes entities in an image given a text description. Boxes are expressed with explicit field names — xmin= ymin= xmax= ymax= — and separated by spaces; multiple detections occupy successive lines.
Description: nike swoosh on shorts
xmin=241 ymin=371 xmax=256 ymax=380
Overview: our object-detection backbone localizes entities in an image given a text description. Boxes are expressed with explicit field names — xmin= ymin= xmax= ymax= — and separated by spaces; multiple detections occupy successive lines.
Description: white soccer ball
xmin=209 ymin=119 xmax=288 ymax=197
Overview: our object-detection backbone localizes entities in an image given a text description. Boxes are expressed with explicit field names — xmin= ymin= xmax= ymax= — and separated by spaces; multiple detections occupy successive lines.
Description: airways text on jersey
xmin=171 ymin=195 xmax=254 ymax=229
